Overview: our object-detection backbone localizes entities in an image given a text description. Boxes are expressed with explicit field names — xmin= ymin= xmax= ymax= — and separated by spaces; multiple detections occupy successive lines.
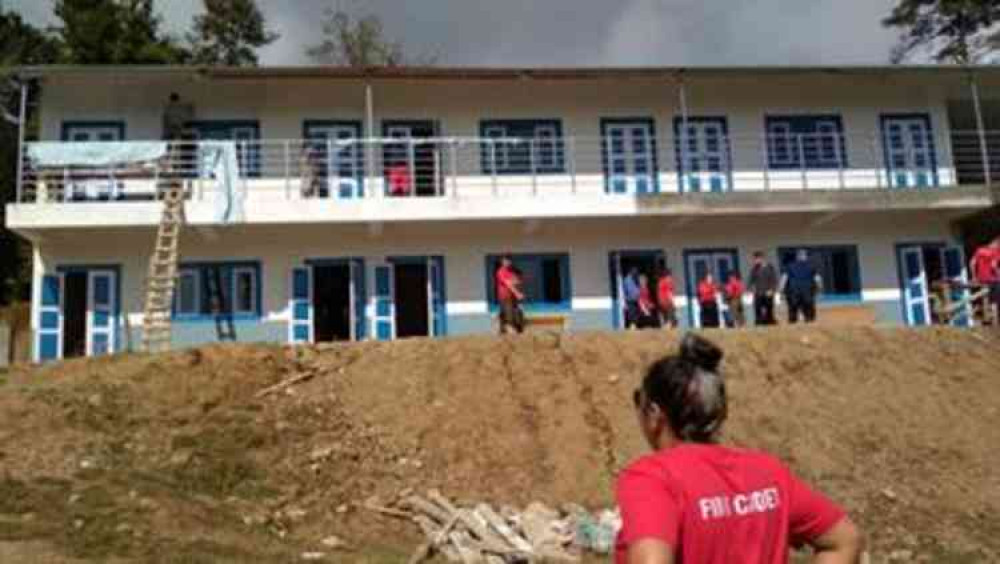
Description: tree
xmin=306 ymin=6 xmax=436 ymax=67
xmin=188 ymin=0 xmax=278 ymax=66
xmin=883 ymin=0 xmax=1000 ymax=63
xmin=52 ymin=0 xmax=189 ymax=64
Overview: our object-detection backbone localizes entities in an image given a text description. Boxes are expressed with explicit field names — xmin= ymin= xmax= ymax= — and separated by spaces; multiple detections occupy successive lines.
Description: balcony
xmin=8 ymin=131 xmax=998 ymax=230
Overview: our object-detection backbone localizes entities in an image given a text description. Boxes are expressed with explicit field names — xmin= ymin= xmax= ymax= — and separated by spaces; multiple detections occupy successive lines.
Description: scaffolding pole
xmin=678 ymin=75 xmax=690 ymax=190
xmin=970 ymin=72 xmax=991 ymax=186
xmin=15 ymin=80 xmax=27 ymax=203
xmin=365 ymin=81 xmax=377 ymax=194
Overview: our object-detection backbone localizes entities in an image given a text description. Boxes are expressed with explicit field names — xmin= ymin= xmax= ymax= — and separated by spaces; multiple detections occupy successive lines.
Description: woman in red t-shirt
xmin=657 ymin=268 xmax=678 ymax=329
xmin=617 ymin=334 xmax=863 ymax=564
xmin=696 ymin=274 xmax=721 ymax=328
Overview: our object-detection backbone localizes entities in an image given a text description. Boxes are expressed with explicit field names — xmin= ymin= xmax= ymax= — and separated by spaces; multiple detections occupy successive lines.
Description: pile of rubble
xmin=367 ymin=490 xmax=620 ymax=563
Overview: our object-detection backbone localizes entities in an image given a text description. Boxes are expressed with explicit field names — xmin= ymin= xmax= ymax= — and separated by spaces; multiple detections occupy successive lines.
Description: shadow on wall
xmin=0 ymin=302 xmax=32 ymax=365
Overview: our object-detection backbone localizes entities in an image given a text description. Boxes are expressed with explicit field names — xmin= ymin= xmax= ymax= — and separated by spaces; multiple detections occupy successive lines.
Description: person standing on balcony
xmin=496 ymin=255 xmax=525 ymax=335
xmin=697 ymin=273 xmax=721 ymax=329
xmin=624 ymin=268 xmax=642 ymax=330
xmin=657 ymin=267 xmax=678 ymax=329
xmin=970 ymin=237 xmax=1000 ymax=324
xmin=724 ymin=273 xmax=745 ymax=328
xmin=780 ymin=250 xmax=822 ymax=324
xmin=162 ymin=93 xmax=195 ymax=177
xmin=748 ymin=251 xmax=779 ymax=326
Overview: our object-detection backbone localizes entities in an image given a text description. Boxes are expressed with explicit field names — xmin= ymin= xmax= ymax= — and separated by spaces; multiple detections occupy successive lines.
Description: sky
xmin=6 ymin=0 xmax=904 ymax=66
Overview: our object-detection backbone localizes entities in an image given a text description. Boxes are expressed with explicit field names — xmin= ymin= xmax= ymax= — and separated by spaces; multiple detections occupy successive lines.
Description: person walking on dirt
xmin=496 ymin=255 xmax=525 ymax=334
xmin=970 ymin=237 xmax=1000 ymax=325
xmin=724 ymin=273 xmax=745 ymax=328
xmin=697 ymin=273 xmax=721 ymax=328
xmin=748 ymin=251 xmax=778 ymax=326
xmin=624 ymin=268 xmax=642 ymax=330
xmin=780 ymin=250 xmax=822 ymax=324
xmin=657 ymin=267 xmax=678 ymax=329
xmin=617 ymin=334 xmax=863 ymax=564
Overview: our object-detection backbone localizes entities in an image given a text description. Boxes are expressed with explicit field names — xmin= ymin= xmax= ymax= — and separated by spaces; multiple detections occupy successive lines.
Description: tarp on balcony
xmin=27 ymin=141 xmax=168 ymax=167
xmin=197 ymin=141 xmax=244 ymax=223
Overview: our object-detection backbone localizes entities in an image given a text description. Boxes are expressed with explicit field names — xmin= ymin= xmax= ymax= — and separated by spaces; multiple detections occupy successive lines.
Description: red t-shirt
xmin=388 ymin=164 xmax=412 ymax=195
xmin=657 ymin=277 xmax=675 ymax=306
xmin=639 ymin=286 xmax=655 ymax=313
xmin=726 ymin=278 xmax=745 ymax=300
xmin=496 ymin=266 xmax=518 ymax=302
xmin=616 ymin=444 xmax=845 ymax=564
xmin=971 ymin=246 xmax=1000 ymax=283
xmin=697 ymin=281 xmax=718 ymax=305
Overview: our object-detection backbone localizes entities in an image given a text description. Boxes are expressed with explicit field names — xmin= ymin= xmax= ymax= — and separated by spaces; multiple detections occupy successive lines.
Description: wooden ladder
xmin=141 ymin=182 xmax=185 ymax=353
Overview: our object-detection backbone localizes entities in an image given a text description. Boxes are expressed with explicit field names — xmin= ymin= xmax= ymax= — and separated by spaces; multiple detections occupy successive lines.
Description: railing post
xmin=797 ymin=134 xmax=808 ymax=190
xmin=530 ymin=139 xmax=538 ymax=196
xmin=873 ymin=135 xmax=885 ymax=189
xmin=489 ymin=140 xmax=498 ymax=197
xmin=836 ymin=133 xmax=846 ymax=189
xmin=761 ymin=132 xmax=771 ymax=191
xmin=284 ymin=140 xmax=291 ymax=199
xmin=15 ymin=81 xmax=27 ymax=203
xmin=567 ymin=136 xmax=577 ymax=195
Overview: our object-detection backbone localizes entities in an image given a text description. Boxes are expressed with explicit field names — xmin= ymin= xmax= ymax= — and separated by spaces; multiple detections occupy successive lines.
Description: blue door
xmin=882 ymin=115 xmax=937 ymax=188
xmin=372 ymin=264 xmax=395 ymax=340
xmin=943 ymin=246 xmax=972 ymax=327
xmin=305 ymin=123 xmax=364 ymax=199
xmin=350 ymin=259 xmax=367 ymax=340
xmin=675 ymin=118 xmax=730 ymax=193
xmin=429 ymin=256 xmax=447 ymax=337
xmin=87 ymin=270 xmax=116 ymax=356
xmin=898 ymin=246 xmax=931 ymax=326
xmin=603 ymin=121 xmax=657 ymax=195
xmin=289 ymin=267 xmax=313 ymax=344
xmin=37 ymin=274 xmax=63 ymax=362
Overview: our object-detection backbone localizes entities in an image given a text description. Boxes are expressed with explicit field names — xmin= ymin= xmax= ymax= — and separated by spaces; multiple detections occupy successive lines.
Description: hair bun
xmin=679 ymin=333 xmax=723 ymax=372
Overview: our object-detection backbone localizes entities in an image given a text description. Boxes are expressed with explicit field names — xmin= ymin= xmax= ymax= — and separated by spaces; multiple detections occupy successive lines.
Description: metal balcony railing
xmin=15 ymin=131 xmax=1000 ymax=205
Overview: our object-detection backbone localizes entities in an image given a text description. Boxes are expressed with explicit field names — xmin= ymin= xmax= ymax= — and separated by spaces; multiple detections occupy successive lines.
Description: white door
xmin=605 ymin=123 xmax=656 ymax=194
xmin=686 ymin=252 xmax=737 ymax=328
xmin=679 ymin=121 xmax=729 ymax=193
xmin=307 ymin=125 xmax=363 ymax=199
xmin=86 ymin=270 xmax=116 ymax=357
xmin=899 ymin=246 xmax=931 ymax=326
xmin=883 ymin=117 xmax=935 ymax=188
xmin=371 ymin=263 xmax=396 ymax=340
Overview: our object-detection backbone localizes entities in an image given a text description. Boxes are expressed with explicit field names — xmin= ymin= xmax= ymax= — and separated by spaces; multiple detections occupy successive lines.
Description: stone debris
xmin=380 ymin=489 xmax=620 ymax=563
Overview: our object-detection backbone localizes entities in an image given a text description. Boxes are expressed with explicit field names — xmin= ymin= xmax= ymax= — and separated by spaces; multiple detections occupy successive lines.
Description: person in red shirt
xmin=657 ymin=268 xmax=678 ymax=329
xmin=724 ymin=273 xmax=746 ymax=328
xmin=637 ymin=274 xmax=659 ymax=329
xmin=970 ymin=237 xmax=1000 ymax=324
xmin=388 ymin=162 xmax=413 ymax=196
xmin=495 ymin=255 xmax=525 ymax=335
xmin=696 ymin=273 xmax=720 ymax=328
xmin=617 ymin=334 xmax=863 ymax=564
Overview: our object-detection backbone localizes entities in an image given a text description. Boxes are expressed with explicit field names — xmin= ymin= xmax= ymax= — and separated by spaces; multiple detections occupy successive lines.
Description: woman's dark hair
xmin=639 ymin=334 xmax=727 ymax=443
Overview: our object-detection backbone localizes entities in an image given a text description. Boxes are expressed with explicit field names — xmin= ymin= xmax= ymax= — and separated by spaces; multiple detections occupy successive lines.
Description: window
xmin=486 ymin=253 xmax=571 ymax=310
xmin=766 ymin=115 xmax=846 ymax=169
xmin=61 ymin=121 xmax=125 ymax=142
xmin=778 ymin=246 xmax=861 ymax=300
xmin=173 ymin=262 xmax=261 ymax=318
xmin=480 ymin=120 xmax=565 ymax=174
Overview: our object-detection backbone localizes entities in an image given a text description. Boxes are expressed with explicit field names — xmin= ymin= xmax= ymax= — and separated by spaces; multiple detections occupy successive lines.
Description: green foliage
xmin=884 ymin=0 xmax=1000 ymax=63
xmin=188 ymin=0 xmax=278 ymax=66
xmin=52 ymin=0 xmax=189 ymax=64
xmin=306 ymin=5 xmax=436 ymax=67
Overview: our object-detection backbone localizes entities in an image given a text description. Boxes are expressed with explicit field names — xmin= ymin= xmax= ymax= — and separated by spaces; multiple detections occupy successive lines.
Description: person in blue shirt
xmin=780 ymin=250 xmax=823 ymax=324
xmin=623 ymin=267 xmax=642 ymax=329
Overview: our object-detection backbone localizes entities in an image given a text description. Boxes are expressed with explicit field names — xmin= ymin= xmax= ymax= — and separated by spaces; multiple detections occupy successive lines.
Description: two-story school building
xmin=5 ymin=64 xmax=1000 ymax=362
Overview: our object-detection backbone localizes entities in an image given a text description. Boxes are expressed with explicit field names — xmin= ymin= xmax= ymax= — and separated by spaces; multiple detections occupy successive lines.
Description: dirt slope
xmin=0 ymin=326 xmax=998 ymax=562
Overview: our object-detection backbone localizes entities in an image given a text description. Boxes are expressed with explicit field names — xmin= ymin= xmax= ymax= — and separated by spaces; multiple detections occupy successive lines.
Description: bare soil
xmin=0 ymin=326 xmax=998 ymax=562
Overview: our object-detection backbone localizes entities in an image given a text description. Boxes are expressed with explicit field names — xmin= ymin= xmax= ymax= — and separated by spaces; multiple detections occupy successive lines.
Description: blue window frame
xmin=485 ymin=253 xmax=571 ymax=311
xmin=61 ymin=121 xmax=126 ymax=142
xmin=777 ymin=245 xmax=861 ymax=302
xmin=879 ymin=113 xmax=938 ymax=188
xmin=766 ymin=115 xmax=847 ymax=170
xmin=601 ymin=117 xmax=660 ymax=194
xmin=672 ymin=116 xmax=732 ymax=192
xmin=173 ymin=261 xmax=262 ymax=320
xmin=480 ymin=119 xmax=565 ymax=174
xmin=186 ymin=120 xmax=261 ymax=177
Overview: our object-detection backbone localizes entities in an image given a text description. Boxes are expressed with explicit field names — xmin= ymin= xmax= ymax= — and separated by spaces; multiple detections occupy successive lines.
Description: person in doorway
xmin=624 ymin=268 xmax=642 ymax=330
xmin=637 ymin=274 xmax=660 ymax=329
xmin=496 ymin=255 xmax=525 ymax=335
xmin=724 ymin=273 xmax=745 ymax=328
xmin=780 ymin=250 xmax=822 ymax=324
xmin=657 ymin=267 xmax=678 ymax=329
xmin=697 ymin=273 xmax=721 ymax=329
xmin=748 ymin=251 xmax=779 ymax=326
xmin=617 ymin=334 xmax=863 ymax=564
xmin=970 ymin=237 xmax=1000 ymax=325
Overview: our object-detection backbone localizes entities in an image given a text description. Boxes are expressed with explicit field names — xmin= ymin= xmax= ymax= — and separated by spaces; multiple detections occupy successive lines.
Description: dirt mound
xmin=0 ymin=327 xmax=998 ymax=562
